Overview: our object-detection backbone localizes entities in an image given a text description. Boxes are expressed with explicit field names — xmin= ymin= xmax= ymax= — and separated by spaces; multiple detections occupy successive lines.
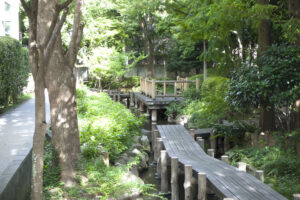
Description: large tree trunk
xmin=31 ymin=76 xmax=47 ymax=200
xmin=21 ymin=0 xmax=83 ymax=197
xmin=141 ymin=16 xmax=154 ymax=78
xmin=36 ymin=0 xmax=82 ymax=188
xmin=258 ymin=0 xmax=275 ymax=131
xmin=288 ymin=0 xmax=300 ymax=129
xmin=203 ymin=40 xmax=207 ymax=80
xmin=260 ymin=106 xmax=275 ymax=132
xmin=147 ymin=37 xmax=154 ymax=78
xmin=46 ymin=56 xmax=80 ymax=186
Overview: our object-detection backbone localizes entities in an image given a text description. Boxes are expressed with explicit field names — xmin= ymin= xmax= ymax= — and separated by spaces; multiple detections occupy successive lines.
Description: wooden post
xmin=171 ymin=157 xmax=179 ymax=200
xmin=189 ymin=129 xmax=195 ymax=140
xmin=196 ymin=137 xmax=205 ymax=150
xmin=185 ymin=77 xmax=189 ymax=90
xmin=198 ymin=173 xmax=206 ymax=200
xmin=224 ymin=136 xmax=229 ymax=153
xmin=152 ymin=79 xmax=156 ymax=99
xmin=140 ymin=78 xmax=143 ymax=93
xmin=154 ymin=137 xmax=163 ymax=163
xmin=130 ymin=93 xmax=134 ymax=107
xmin=196 ymin=78 xmax=200 ymax=91
xmin=221 ymin=155 xmax=229 ymax=164
xmin=255 ymin=170 xmax=264 ymax=182
xmin=161 ymin=150 xmax=168 ymax=193
xmin=238 ymin=162 xmax=246 ymax=172
xmin=293 ymin=194 xmax=300 ymax=200
xmin=163 ymin=82 xmax=167 ymax=96
xmin=103 ymin=152 xmax=109 ymax=167
xmin=140 ymin=103 xmax=144 ymax=113
xmin=113 ymin=94 xmax=116 ymax=101
xmin=174 ymin=82 xmax=177 ymax=97
xmin=156 ymin=138 xmax=163 ymax=177
xmin=184 ymin=164 xmax=192 ymax=200
xmin=143 ymin=78 xmax=148 ymax=96
xmin=152 ymin=130 xmax=159 ymax=152
xmin=207 ymin=149 xmax=214 ymax=157
xmin=210 ymin=129 xmax=216 ymax=152
xmin=117 ymin=92 xmax=121 ymax=102
xmin=134 ymin=97 xmax=138 ymax=109
xmin=151 ymin=109 xmax=157 ymax=122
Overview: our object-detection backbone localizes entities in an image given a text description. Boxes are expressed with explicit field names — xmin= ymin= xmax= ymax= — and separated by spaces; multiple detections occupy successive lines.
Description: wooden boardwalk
xmin=134 ymin=92 xmax=184 ymax=110
xmin=157 ymin=125 xmax=287 ymax=200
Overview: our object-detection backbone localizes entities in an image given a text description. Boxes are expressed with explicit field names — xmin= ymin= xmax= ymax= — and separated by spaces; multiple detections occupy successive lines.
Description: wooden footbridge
xmin=106 ymin=76 xmax=200 ymax=121
xmin=153 ymin=125 xmax=287 ymax=200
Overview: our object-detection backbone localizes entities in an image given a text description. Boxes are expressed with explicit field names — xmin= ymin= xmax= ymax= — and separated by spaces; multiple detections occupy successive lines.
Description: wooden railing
xmin=140 ymin=76 xmax=200 ymax=99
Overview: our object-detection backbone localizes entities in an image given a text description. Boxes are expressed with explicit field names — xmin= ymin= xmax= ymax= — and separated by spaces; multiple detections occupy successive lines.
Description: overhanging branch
xmin=20 ymin=0 xmax=31 ymax=17
xmin=44 ymin=8 xmax=69 ymax=65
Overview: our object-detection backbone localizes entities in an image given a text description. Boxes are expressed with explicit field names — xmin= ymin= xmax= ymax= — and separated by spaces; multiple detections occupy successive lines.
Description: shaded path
xmin=0 ymin=95 xmax=50 ymax=199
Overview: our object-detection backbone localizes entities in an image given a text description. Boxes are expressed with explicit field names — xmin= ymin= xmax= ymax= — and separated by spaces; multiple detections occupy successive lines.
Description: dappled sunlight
xmin=92 ymin=117 xmax=116 ymax=132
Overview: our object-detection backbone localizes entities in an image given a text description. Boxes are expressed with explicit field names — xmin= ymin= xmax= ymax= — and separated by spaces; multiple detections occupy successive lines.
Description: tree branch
xmin=41 ymin=11 xmax=60 ymax=50
xmin=57 ymin=0 xmax=73 ymax=11
xmin=44 ymin=8 xmax=69 ymax=65
xmin=67 ymin=0 xmax=84 ymax=64
xmin=42 ymin=0 xmax=73 ymax=50
xmin=69 ymin=22 xmax=84 ymax=67
xmin=20 ymin=0 xmax=31 ymax=17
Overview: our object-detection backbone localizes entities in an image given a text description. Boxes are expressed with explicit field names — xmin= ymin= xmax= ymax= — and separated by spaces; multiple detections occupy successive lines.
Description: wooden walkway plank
xmin=157 ymin=125 xmax=287 ymax=200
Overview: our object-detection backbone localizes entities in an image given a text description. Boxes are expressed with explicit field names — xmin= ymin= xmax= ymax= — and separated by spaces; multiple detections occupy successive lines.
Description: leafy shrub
xmin=228 ymin=146 xmax=300 ymax=199
xmin=182 ymin=88 xmax=201 ymax=100
xmin=0 ymin=36 xmax=30 ymax=106
xmin=212 ymin=121 xmax=257 ymax=147
xmin=185 ymin=76 xmax=230 ymax=128
xmin=77 ymin=87 xmax=143 ymax=160
xmin=227 ymin=44 xmax=300 ymax=112
xmin=165 ymin=102 xmax=184 ymax=119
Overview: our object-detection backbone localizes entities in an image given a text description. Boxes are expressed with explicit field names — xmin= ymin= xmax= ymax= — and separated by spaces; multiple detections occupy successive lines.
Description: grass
xmin=0 ymin=94 xmax=32 ymax=114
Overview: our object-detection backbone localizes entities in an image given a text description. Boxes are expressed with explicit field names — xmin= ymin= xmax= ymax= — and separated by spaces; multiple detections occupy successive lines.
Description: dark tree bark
xmin=258 ymin=0 xmax=275 ymax=132
xmin=20 ymin=0 xmax=83 ymax=198
xmin=39 ymin=0 xmax=83 ymax=186
xmin=141 ymin=16 xmax=154 ymax=78
xmin=288 ymin=0 xmax=300 ymax=129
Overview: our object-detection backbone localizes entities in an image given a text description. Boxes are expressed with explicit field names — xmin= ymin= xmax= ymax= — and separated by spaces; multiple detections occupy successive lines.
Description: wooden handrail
xmin=140 ymin=76 xmax=200 ymax=99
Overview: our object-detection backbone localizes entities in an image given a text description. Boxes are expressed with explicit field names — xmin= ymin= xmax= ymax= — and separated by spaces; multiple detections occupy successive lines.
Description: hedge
xmin=0 ymin=36 xmax=30 ymax=106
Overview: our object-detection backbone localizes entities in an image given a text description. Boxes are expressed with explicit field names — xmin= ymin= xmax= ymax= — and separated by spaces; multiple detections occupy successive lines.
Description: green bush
xmin=228 ymin=147 xmax=300 ymax=199
xmin=77 ymin=87 xmax=143 ymax=160
xmin=212 ymin=121 xmax=257 ymax=147
xmin=165 ymin=102 xmax=184 ymax=119
xmin=86 ymin=75 xmax=140 ymax=90
xmin=185 ymin=76 xmax=230 ymax=128
xmin=227 ymin=44 xmax=300 ymax=112
xmin=0 ymin=36 xmax=30 ymax=106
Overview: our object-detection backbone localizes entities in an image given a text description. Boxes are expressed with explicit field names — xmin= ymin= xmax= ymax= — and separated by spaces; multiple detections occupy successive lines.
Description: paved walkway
xmin=0 ymin=96 xmax=50 ymax=198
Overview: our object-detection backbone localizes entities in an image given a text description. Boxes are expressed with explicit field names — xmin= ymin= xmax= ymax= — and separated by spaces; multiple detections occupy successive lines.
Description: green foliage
xmin=212 ymin=121 xmax=257 ymax=146
xmin=77 ymin=87 xmax=143 ymax=160
xmin=227 ymin=146 xmax=300 ymax=199
xmin=43 ymin=140 xmax=61 ymax=193
xmin=44 ymin=144 xmax=163 ymax=200
xmin=182 ymin=88 xmax=201 ymax=101
xmin=227 ymin=44 xmax=300 ymax=112
xmin=165 ymin=102 xmax=184 ymax=119
xmin=166 ymin=40 xmax=202 ymax=74
xmin=0 ymin=36 xmax=30 ymax=107
xmin=86 ymin=46 xmax=146 ymax=89
xmin=187 ymin=76 xmax=230 ymax=128
xmin=256 ymin=44 xmax=300 ymax=107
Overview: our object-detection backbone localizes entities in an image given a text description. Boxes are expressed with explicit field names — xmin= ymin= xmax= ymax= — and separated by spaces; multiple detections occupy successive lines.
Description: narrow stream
xmin=129 ymin=105 xmax=218 ymax=200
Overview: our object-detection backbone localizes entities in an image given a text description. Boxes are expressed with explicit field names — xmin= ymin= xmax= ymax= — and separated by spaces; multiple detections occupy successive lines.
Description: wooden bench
xmin=156 ymin=125 xmax=287 ymax=200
